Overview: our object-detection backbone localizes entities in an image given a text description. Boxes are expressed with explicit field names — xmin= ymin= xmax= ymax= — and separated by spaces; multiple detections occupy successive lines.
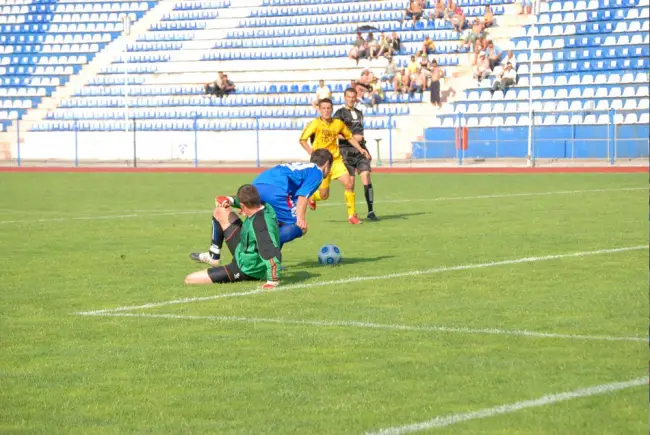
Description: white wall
xmin=18 ymin=129 xmax=405 ymax=163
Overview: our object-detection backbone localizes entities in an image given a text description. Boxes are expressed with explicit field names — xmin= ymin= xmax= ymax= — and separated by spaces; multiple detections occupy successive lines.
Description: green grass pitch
xmin=0 ymin=171 xmax=647 ymax=434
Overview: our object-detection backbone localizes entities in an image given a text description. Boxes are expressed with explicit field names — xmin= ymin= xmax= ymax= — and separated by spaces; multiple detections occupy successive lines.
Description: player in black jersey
xmin=333 ymin=87 xmax=379 ymax=221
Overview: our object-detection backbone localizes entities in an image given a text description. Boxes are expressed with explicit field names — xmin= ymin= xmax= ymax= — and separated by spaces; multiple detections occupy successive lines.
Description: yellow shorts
xmin=318 ymin=156 xmax=348 ymax=191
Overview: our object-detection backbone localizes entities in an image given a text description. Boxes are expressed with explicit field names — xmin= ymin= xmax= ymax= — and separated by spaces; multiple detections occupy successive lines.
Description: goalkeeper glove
xmin=261 ymin=280 xmax=279 ymax=290
xmin=215 ymin=195 xmax=234 ymax=208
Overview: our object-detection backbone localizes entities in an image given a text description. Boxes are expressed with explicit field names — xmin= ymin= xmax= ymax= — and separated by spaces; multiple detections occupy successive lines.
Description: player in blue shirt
xmin=190 ymin=149 xmax=333 ymax=266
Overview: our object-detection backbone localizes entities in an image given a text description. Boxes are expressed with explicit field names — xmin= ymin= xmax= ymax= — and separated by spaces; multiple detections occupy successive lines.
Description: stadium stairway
xmin=0 ymin=0 xmax=169 ymax=159
xmin=415 ymin=0 xmax=650 ymax=160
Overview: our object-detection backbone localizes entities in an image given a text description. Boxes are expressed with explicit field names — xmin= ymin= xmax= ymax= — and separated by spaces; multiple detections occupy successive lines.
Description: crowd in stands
xmin=211 ymin=0 xmax=526 ymax=113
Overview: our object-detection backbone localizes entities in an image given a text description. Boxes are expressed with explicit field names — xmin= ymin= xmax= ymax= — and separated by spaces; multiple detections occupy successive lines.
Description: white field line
xmin=0 ymin=187 xmax=644 ymax=225
xmin=76 ymin=312 xmax=647 ymax=343
xmin=365 ymin=377 xmax=648 ymax=434
xmin=75 ymin=245 xmax=647 ymax=316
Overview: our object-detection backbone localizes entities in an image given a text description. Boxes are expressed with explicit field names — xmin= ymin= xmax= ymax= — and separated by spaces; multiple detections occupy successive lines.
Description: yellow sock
xmin=311 ymin=190 xmax=322 ymax=202
xmin=344 ymin=190 xmax=356 ymax=217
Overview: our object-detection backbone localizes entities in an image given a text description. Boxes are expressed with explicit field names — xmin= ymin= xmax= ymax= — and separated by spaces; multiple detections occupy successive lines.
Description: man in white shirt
xmin=312 ymin=80 xmax=332 ymax=109
xmin=491 ymin=62 xmax=517 ymax=94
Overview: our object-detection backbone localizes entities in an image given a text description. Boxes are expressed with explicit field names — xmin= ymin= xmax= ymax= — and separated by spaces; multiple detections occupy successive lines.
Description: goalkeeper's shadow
xmin=288 ymin=255 xmax=396 ymax=270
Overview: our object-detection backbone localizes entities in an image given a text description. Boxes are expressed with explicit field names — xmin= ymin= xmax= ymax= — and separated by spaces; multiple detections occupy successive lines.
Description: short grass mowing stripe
xmin=1 ymin=187 xmax=643 ymax=225
xmin=75 ymin=245 xmax=647 ymax=315
xmin=75 ymin=312 xmax=647 ymax=342
xmin=365 ymin=377 xmax=648 ymax=434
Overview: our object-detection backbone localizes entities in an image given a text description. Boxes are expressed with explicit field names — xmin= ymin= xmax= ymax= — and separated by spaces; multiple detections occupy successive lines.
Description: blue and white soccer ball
xmin=318 ymin=244 xmax=342 ymax=265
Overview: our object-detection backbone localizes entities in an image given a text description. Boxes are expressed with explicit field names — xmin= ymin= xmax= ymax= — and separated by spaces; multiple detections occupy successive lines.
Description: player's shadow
xmin=281 ymin=270 xmax=322 ymax=284
xmin=288 ymin=255 xmax=396 ymax=269
xmin=324 ymin=211 xmax=427 ymax=223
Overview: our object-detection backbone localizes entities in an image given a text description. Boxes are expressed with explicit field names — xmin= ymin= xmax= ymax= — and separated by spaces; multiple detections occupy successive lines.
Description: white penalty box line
xmin=75 ymin=245 xmax=648 ymax=343
xmin=365 ymin=376 xmax=648 ymax=434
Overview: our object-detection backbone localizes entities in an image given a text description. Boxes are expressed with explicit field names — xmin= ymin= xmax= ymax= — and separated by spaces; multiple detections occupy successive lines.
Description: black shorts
xmin=207 ymin=218 xmax=256 ymax=284
xmin=341 ymin=146 xmax=372 ymax=175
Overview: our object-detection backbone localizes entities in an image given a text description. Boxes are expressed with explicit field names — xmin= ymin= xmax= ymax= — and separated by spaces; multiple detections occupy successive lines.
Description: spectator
xmin=418 ymin=36 xmax=436 ymax=57
xmin=444 ymin=0 xmax=456 ymax=21
xmin=472 ymin=36 xmax=488 ymax=66
xmin=311 ymin=80 xmax=332 ymax=109
xmin=205 ymin=71 xmax=225 ymax=97
xmin=450 ymin=5 xmax=465 ymax=32
xmin=377 ymin=33 xmax=393 ymax=58
xmin=419 ymin=53 xmax=431 ymax=69
xmin=381 ymin=56 xmax=398 ymax=84
xmin=363 ymin=79 xmax=385 ymax=108
xmin=485 ymin=39 xmax=502 ymax=70
xmin=407 ymin=55 xmax=419 ymax=76
xmin=474 ymin=52 xmax=491 ymax=83
xmin=491 ymin=62 xmax=517 ymax=94
xmin=390 ymin=32 xmax=402 ymax=54
xmin=483 ymin=5 xmax=494 ymax=27
xmin=429 ymin=60 xmax=444 ymax=107
xmin=393 ymin=68 xmax=410 ymax=94
xmin=502 ymin=50 xmax=517 ymax=71
xmin=520 ymin=0 xmax=532 ymax=15
xmin=402 ymin=0 xmax=424 ymax=25
xmin=348 ymin=32 xmax=367 ymax=64
xmin=367 ymin=32 xmax=382 ymax=59
xmin=431 ymin=0 xmax=445 ymax=20
xmin=409 ymin=67 xmax=428 ymax=96
xmin=221 ymin=74 xmax=236 ymax=96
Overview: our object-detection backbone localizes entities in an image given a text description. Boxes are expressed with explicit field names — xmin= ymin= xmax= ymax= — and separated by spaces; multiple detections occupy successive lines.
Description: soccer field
xmin=0 ymin=171 xmax=647 ymax=434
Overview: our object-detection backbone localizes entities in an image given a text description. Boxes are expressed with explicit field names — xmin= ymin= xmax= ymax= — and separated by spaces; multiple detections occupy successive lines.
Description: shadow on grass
xmin=281 ymin=270 xmax=322 ymax=284
xmin=324 ymin=211 xmax=428 ymax=223
xmin=288 ymin=255 xmax=396 ymax=269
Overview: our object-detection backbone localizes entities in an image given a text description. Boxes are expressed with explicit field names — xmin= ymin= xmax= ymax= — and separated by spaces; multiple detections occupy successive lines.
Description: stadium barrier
xmin=6 ymin=109 xmax=649 ymax=167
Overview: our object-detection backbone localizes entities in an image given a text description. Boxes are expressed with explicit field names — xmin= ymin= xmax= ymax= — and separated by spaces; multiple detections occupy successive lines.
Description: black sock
xmin=364 ymin=184 xmax=374 ymax=213
xmin=210 ymin=217 xmax=223 ymax=260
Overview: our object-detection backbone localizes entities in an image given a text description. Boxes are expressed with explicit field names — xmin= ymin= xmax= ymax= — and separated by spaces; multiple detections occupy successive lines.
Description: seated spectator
xmin=390 ymin=32 xmax=402 ymax=54
xmin=348 ymin=32 xmax=367 ymax=64
xmin=473 ymin=52 xmax=491 ymax=82
xmin=409 ymin=67 xmax=429 ymax=96
xmin=418 ymin=36 xmax=436 ymax=56
xmin=444 ymin=0 xmax=456 ymax=21
xmin=377 ymin=33 xmax=393 ymax=58
xmin=431 ymin=0 xmax=445 ymax=20
xmin=311 ymin=80 xmax=332 ymax=109
xmin=407 ymin=55 xmax=419 ymax=75
xmin=393 ymin=68 xmax=410 ymax=94
xmin=451 ymin=5 xmax=465 ymax=32
xmin=205 ymin=71 xmax=225 ymax=97
xmin=363 ymin=79 xmax=385 ymax=108
xmin=381 ymin=56 xmax=398 ymax=84
xmin=402 ymin=0 xmax=424 ymax=25
xmin=491 ymin=62 xmax=517 ymax=94
xmin=483 ymin=5 xmax=494 ymax=27
xmin=367 ymin=32 xmax=382 ymax=60
xmin=221 ymin=74 xmax=236 ymax=96
xmin=419 ymin=53 xmax=431 ymax=69
xmin=485 ymin=40 xmax=502 ymax=70
xmin=358 ymin=69 xmax=376 ymax=87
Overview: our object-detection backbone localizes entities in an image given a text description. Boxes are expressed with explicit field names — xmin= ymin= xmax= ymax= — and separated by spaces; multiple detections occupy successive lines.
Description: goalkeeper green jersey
xmin=231 ymin=199 xmax=282 ymax=281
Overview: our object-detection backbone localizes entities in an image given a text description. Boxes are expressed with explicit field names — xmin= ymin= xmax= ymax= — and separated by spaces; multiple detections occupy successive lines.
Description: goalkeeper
xmin=185 ymin=184 xmax=282 ymax=289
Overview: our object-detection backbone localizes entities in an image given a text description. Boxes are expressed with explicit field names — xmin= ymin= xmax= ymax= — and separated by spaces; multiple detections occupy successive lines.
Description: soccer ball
xmin=318 ymin=244 xmax=342 ymax=265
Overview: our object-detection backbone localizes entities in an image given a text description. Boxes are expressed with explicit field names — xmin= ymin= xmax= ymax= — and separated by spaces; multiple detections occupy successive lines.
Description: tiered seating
xmin=0 ymin=0 xmax=157 ymax=132
xmin=33 ymin=0 xmax=512 ymax=133
xmin=419 ymin=0 xmax=650 ymax=159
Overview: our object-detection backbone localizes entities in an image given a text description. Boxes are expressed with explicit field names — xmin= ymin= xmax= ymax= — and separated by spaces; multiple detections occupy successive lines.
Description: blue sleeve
xmin=295 ymin=168 xmax=322 ymax=198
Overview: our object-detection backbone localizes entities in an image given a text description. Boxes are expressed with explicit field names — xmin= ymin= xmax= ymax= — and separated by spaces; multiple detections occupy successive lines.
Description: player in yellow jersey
xmin=299 ymin=98 xmax=372 ymax=224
